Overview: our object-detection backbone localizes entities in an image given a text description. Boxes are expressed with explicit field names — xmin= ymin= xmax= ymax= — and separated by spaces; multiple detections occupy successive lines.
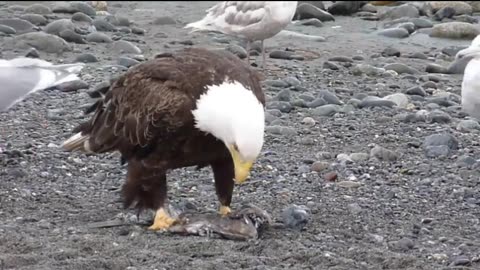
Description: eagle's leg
xmin=148 ymin=173 xmax=176 ymax=230
xmin=211 ymin=158 xmax=235 ymax=217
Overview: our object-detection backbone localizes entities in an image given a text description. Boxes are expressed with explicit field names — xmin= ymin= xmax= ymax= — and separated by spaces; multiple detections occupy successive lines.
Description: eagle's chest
xmin=142 ymin=132 xmax=230 ymax=169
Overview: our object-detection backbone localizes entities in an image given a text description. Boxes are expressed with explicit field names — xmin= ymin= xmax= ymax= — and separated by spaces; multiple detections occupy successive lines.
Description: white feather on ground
xmin=0 ymin=57 xmax=85 ymax=112
xmin=184 ymin=1 xmax=298 ymax=69
xmin=456 ymin=35 xmax=480 ymax=120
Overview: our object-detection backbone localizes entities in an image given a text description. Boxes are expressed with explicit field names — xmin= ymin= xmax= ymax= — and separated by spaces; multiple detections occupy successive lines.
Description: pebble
xmin=382 ymin=47 xmax=401 ymax=57
xmin=427 ymin=109 xmax=451 ymax=124
xmin=336 ymin=180 xmax=361 ymax=188
xmin=349 ymin=153 xmax=370 ymax=162
xmin=359 ymin=99 xmax=396 ymax=108
xmin=389 ymin=238 xmax=415 ymax=252
xmin=277 ymin=30 xmax=326 ymax=42
xmin=44 ymin=19 xmax=76 ymax=36
xmin=311 ymin=161 xmax=329 ymax=172
xmin=456 ymin=155 xmax=477 ymax=167
xmin=411 ymin=18 xmax=433 ymax=29
xmin=19 ymin=14 xmax=47 ymax=26
xmin=422 ymin=81 xmax=437 ymax=89
xmin=423 ymin=133 xmax=459 ymax=158
xmin=352 ymin=64 xmax=385 ymax=76
xmin=318 ymin=90 xmax=342 ymax=105
xmin=264 ymin=80 xmax=289 ymax=88
xmin=0 ymin=18 xmax=37 ymax=34
xmin=25 ymin=3 xmax=52 ymax=15
xmin=274 ymin=89 xmax=291 ymax=102
xmin=72 ymin=12 xmax=94 ymax=23
xmin=282 ymin=205 xmax=310 ymax=231
xmin=93 ymin=18 xmax=117 ymax=32
xmin=405 ymin=86 xmax=426 ymax=97
xmin=449 ymin=256 xmax=471 ymax=267
xmin=284 ymin=77 xmax=301 ymax=87
xmin=118 ymin=57 xmax=140 ymax=68
xmin=434 ymin=6 xmax=456 ymax=21
xmin=69 ymin=1 xmax=97 ymax=17
xmin=225 ymin=44 xmax=247 ymax=59
xmin=454 ymin=14 xmax=478 ymax=24
xmin=379 ymin=4 xmax=419 ymax=20
xmin=59 ymin=29 xmax=86 ymax=44
xmin=74 ymin=53 xmax=98 ymax=63
xmin=269 ymin=50 xmax=294 ymax=60
xmin=348 ymin=203 xmax=363 ymax=215
xmin=132 ymin=27 xmax=146 ymax=35
xmin=383 ymin=93 xmax=409 ymax=108
xmin=427 ymin=1 xmax=473 ymax=15
xmin=299 ymin=18 xmax=323 ymax=27
xmin=301 ymin=117 xmax=316 ymax=126
xmin=267 ymin=101 xmax=292 ymax=113
xmin=328 ymin=1 xmax=365 ymax=15
xmin=312 ymin=104 xmax=341 ymax=117
xmin=457 ymin=119 xmax=480 ymax=132
xmin=323 ymin=61 xmax=340 ymax=70
xmin=324 ymin=171 xmax=338 ymax=182
xmin=25 ymin=48 xmax=39 ymax=58
xmin=265 ymin=126 xmax=296 ymax=136
xmin=55 ymin=80 xmax=89 ymax=92
xmin=86 ymin=32 xmax=113 ymax=43
xmin=384 ymin=63 xmax=419 ymax=74
xmin=153 ymin=16 xmax=177 ymax=25
xmin=328 ymin=56 xmax=354 ymax=63
xmin=447 ymin=56 xmax=471 ymax=74
xmin=0 ymin=24 xmax=15 ymax=34
xmin=8 ymin=32 xmax=72 ymax=53
xmin=295 ymin=3 xmax=335 ymax=22
xmin=370 ymin=145 xmax=398 ymax=161
xmin=377 ymin=28 xmax=410 ymax=38
xmin=426 ymin=63 xmax=449 ymax=74
xmin=430 ymin=22 xmax=479 ymax=39
xmin=112 ymin=40 xmax=142 ymax=54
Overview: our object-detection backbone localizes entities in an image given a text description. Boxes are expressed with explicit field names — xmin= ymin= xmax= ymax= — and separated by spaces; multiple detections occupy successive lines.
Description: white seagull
xmin=456 ymin=35 xmax=480 ymax=120
xmin=0 ymin=57 xmax=85 ymax=112
xmin=185 ymin=1 xmax=298 ymax=69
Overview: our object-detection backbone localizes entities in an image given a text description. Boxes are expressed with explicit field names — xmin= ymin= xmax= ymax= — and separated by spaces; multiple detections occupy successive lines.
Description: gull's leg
xmin=261 ymin=39 xmax=266 ymax=70
xmin=245 ymin=40 xmax=251 ymax=65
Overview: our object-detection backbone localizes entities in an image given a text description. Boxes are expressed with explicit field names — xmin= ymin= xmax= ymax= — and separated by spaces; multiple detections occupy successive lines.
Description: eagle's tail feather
xmin=61 ymin=132 xmax=91 ymax=152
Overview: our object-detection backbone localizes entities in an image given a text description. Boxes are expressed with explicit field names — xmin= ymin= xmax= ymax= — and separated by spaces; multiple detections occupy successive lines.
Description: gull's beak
xmin=456 ymin=46 xmax=480 ymax=60
xmin=228 ymin=145 xmax=254 ymax=184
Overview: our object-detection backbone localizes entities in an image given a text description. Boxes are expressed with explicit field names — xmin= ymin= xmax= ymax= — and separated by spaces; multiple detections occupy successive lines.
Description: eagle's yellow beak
xmin=228 ymin=145 xmax=254 ymax=184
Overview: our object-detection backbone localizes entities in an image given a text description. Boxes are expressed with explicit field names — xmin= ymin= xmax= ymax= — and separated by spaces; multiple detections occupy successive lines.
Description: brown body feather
xmin=63 ymin=47 xmax=265 ymax=214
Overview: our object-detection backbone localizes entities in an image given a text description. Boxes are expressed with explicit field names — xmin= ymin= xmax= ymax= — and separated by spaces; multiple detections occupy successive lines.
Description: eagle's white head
xmin=192 ymin=80 xmax=265 ymax=184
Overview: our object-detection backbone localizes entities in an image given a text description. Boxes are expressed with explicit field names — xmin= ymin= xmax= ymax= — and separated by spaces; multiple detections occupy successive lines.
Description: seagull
xmin=185 ymin=1 xmax=298 ymax=70
xmin=456 ymin=35 xmax=480 ymax=121
xmin=0 ymin=57 xmax=85 ymax=112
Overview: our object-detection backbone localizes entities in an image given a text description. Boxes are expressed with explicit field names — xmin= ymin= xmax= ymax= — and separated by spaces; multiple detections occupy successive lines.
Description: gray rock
xmin=352 ymin=64 xmax=385 ymax=76
xmin=266 ymin=126 xmax=296 ymax=136
xmin=323 ymin=61 xmax=340 ymax=70
xmin=328 ymin=1 xmax=365 ymax=15
xmin=397 ymin=22 xmax=416 ymax=34
xmin=382 ymin=47 xmax=401 ymax=57
xmin=118 ymin=57 xmax=140 ymax=68
xmin=360 ymin=99 xmax=396 ymax=108
xmin=442 ymin=45 xmax=468 ymax=57
xmin=8 ymin=32 xmax=72 ymax=53
xmin=74 ymin=53 xmax=98 ymax=63
xmin=406 ymin=86 xmax=426 ymax=96
xmin=93 ymin=18 xmax=117 ymax=32
xmin=389 ymin=238 xmax=415 ymax=252
xmin=69 ymin=1 xmax=97 ymax=17
xmin=425 ymin=1 xmax=473 ymax=15
xmin=276 ymin=30 xmax=326 ymax=42
xmin=370 ymin=145 xmax=398 ymax=161
xmin=25 ymin=3 xmax=52 ymax=15
xmin=299 ymin=18 xmax=323 ymax=27
xmin=59 ymin=29 xmax=86 ymax=44
xmin=434 ymin=6 xmax=456 ymax=21
xmin=72 ymin=12 xmax=94 ymax=23
xmin=307 ymin=98 xmax=327 ymax=108
xmin=225 ymin=44 xmax=247 ymax=59
xmin=328 ymin=56 xmax=354 ymax=63
xmin=44 ymin=19 xmax=75 ymax=36
xmin=86 ymin=32 xmax=113 ymax=43
xmin=318 ymin=90 xmax=342 ymax=105
xmin=384 ymin=63 xmax=420 ymax=74
xmin=25 ymin=48 xmax=39 ymax=58
xmin=422 ymin=81 xmax=437 ymax=89
xmin=383 ymin=93 xmax=409 ymax=108
xmin=457 ymin=119 xmax=480 ymax=132
xmin=267 ymin=101 xmax=292 ymax=113
xmin=282 ymin=205 xmax=310 ymax=231
xmin=112 ymin=40 xmax=142 ymax=54
xmin=430 ymin=22 xmax=480 ymax=39
xmin=294 ymin=3 xmax=335 ymax=22
xmin=377 ymin=28 xmax=410 ymax=38
xmin=153 ymin=16 xmax=177 ymax=25
xmin=454 ymin=14 xmax=478 ymax=24
xmin=19 ymin=14 xmax=47 ymax=26
xmin=423 ymin=133 xmax=459 ymax=158
xmin=426 ymin=63 xmax=449 ymax=74
xmin=312 ymin=104 xmax=341 ymax=117
xmin=411 ymin=18 xmax=433 ymax=28
xmin=0 ymin=24 xmax=15 ymax=35
xmin=427 ymin=110 xmax=452 ymax=123
xmin=55 ymin=80 xmax=89 ymax=92
xmin=350 ymin=152 xmax=370 ymax=162
xmin=449 ymin=256 xmax=471 ymax=267
xmin=379 ymin=4 xmax=420 ymax=20
xmin=274 ymin=89 xmax=291 ymax=102
xmin=0 ymin=18 xmax=37 ymax=34
xmin=132 ymin=27 xmax=146 ymax=35
xmin=284 ymin=77 xmax=301 ymax=87
xmin=264 ymin=80 xmax=289 ymax=88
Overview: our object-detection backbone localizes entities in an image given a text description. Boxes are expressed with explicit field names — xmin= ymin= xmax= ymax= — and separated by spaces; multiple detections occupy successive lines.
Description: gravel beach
xmin=1 ymin=1 xmax=480 ymax=269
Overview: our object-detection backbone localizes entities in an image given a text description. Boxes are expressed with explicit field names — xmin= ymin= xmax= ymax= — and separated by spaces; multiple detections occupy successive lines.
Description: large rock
xmin=429 ymin=22 xmax=480 ymax=39
xmin=44 ymin=19 xmax=75 ymax=36
xmin=6 ymin=32 xmax=72 ymax=53
xmin=25 ymin=4 xmax=52 ymax=15
xmin=0 ymin=18 xmax=38 ymax=34
xmin=294 ymin=3 xmax=335 ymax=22
xmin=378 ymin=4 xmax=420 ymax=20
xmin=423 ymin=1 xmax=473 ymax=15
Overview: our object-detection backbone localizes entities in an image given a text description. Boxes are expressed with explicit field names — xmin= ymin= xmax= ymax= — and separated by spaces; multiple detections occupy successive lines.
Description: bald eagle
xmin=61 ymin=47 xmax=266 ymax=230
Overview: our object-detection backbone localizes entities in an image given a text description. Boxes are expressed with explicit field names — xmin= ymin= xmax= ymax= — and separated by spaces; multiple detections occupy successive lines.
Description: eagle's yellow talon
xmin=219 ymin=205 xmax=232 ymax=217
xmin=148 ymin=208 xmax=176 ymax=231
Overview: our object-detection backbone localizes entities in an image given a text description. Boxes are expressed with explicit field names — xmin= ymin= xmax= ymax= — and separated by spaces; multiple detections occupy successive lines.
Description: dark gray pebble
xmin=74 ymin=53 xmax=98 ymax=63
